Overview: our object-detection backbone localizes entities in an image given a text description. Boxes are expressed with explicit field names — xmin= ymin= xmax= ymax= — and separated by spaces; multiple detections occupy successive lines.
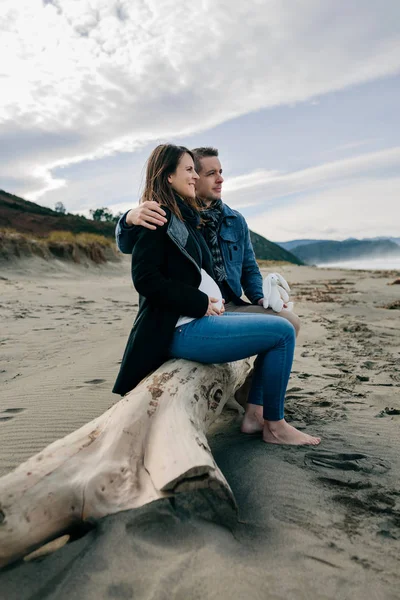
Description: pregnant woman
xmin=113 ymin=144 xmax=320 ymax=446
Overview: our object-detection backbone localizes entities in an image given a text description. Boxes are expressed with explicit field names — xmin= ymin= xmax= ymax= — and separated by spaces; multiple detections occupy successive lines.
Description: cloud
xmin=34 ymin=151 xmax=147 ymax=214
xmin=245 ymin=177 xmax=400 ymax=241
xmin=223 ymin=146 xmax=400 ymax=209
xmin=50 ymin=146 xmax=399 ymax=245
xmin=1 ymin=0 xmax=400 ymax=198
xmin=220 ymin=147 xmax=400 ymax=240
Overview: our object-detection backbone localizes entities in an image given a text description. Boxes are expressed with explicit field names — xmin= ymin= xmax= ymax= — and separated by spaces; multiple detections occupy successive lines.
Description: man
xmin=115 ymin=147 xmax=300 ymax=432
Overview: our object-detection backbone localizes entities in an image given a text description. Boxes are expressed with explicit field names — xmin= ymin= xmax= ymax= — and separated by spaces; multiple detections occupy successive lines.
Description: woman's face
xmin=168 ymin=153 xmax=199 ymax=199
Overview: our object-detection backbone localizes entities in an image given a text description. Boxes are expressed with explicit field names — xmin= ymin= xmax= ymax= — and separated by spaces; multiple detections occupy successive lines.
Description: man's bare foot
xmin=241 ymin=404 xmax=264 ymax=434
xmin=263 ymin=419 xmax=321 ymax=446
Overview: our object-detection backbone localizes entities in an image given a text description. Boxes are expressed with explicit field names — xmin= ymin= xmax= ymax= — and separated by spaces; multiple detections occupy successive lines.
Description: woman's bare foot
xmin=241 ymin=404 xmax=264 ymax=434
xmin=263 ymin=419 xmax=321 ymax=446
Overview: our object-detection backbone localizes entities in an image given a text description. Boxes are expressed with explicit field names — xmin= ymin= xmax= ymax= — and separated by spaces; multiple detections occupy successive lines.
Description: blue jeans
xmin=169 ymin=312 xmax=296 ymax=421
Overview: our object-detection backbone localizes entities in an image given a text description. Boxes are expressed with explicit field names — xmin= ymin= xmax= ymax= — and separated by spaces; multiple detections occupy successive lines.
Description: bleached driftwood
xmin=0 ymin=357 xmax=251 ymax=567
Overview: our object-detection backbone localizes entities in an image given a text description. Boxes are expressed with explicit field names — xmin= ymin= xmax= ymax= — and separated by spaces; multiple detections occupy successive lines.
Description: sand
xmin=1 ymin=256 xmax=400 ymax=599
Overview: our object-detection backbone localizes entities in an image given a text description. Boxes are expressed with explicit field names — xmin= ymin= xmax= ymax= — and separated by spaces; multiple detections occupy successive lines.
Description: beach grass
xmin=0 ymin=228 xmax=118 ymax=264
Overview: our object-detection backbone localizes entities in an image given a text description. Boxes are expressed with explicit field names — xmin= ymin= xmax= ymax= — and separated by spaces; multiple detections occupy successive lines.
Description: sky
xmin=1 ymin=0 xmax=399 ymax=242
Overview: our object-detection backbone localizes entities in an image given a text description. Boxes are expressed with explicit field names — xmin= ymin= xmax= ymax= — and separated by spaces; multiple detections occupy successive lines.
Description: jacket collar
xmin=167 ymin=213 xmax=201 ymax=274
xmin=167 ymin=213 xmax=188 ymax=248
xmin=221 ymin=201 xmax=237 ymax=219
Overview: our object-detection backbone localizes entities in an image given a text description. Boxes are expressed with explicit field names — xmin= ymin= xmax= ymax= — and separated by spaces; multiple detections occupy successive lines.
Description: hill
xmin=0 ymin=190 xmax=303 ymax=265
xmin=249 ymin=231 xmax=303 ymax=264
xmin=0 ymin=190 xmax=119 ymax=266
xmin=0 ymin=190 xmax=115 ymax=238
xmin=290 ymin=239 xmax=400 ymax=265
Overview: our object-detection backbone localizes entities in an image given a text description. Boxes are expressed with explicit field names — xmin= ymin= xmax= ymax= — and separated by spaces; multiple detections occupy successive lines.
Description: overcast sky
xmin=1 ymin=0 xmax=399 ymax=241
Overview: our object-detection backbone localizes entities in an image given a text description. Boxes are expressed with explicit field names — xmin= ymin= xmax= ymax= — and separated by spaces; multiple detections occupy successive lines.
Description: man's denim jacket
xmin=115 ymin=203 xmax=264 ymax=304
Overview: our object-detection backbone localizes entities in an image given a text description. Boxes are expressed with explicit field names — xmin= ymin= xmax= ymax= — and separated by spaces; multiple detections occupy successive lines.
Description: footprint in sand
xmin=362 ymin=361 xmax=377 ymax=369
xmin=356 ymin=375 xmax=370 ymax=382
xmin=0 ymin=407 xmax=26 ymax=422
xmin=304 ymin=451 xmax=390 ymax=474
xmin=343 ymin=400 xmax=365 ymax=405
xmin=314 ymin=400 xmax=333 ymax=407
xmin=376 ymin=407 xmax=400 ymax=417
xmin=318 ymin=476 xmax=373 ymax=490
xmin=332 ymin=490 xmax=397 ymax=517
xmin=84 ymin=379 xmax=106 ymax=385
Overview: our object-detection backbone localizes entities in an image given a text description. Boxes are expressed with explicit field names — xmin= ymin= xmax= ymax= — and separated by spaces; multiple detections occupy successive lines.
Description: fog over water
xmin=317 ymin=257 xmax=400 ymax=271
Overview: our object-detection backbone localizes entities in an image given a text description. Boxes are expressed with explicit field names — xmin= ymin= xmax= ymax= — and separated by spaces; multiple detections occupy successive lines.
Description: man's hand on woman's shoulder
xmin=126 ymin=201 xmax=168 ymax=230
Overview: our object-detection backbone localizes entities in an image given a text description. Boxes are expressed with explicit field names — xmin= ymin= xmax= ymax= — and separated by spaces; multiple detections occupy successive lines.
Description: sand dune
xmin=1 ymin=257 xmax=399 ymax=599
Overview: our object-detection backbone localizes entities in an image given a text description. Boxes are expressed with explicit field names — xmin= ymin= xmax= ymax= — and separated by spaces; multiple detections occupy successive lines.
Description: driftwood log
xmin=0 ymin=357 xmax=251 ymax=567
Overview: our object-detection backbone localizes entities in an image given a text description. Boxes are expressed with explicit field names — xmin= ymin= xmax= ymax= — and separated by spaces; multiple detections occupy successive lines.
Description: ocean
xmin=316 ymin=258 xmax=400 ymax=271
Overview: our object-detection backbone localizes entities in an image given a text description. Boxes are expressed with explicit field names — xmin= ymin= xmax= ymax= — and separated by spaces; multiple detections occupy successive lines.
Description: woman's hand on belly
xmin=205 ymin=296 xmax=223 ymax=316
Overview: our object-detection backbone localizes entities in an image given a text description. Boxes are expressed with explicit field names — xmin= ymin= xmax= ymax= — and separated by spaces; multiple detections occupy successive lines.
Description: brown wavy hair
xmin=141 ymin=144 xmax=202 ymax=220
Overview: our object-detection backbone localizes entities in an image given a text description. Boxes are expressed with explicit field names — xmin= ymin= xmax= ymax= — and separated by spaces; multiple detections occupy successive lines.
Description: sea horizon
xmin=316 ymin=257 xmax=400 ymax=271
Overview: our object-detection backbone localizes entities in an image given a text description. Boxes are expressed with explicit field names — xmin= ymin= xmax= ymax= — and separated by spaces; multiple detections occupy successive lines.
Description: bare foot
xmin=263 ymin=419 xmax=321 ymax=446
xmin=241 ymin=404 xmax=264 ymax=434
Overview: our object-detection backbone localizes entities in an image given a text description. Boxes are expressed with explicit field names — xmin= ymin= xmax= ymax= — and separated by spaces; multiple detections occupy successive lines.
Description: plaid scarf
xmin=201 ymin=199 xmax=227 ymax=283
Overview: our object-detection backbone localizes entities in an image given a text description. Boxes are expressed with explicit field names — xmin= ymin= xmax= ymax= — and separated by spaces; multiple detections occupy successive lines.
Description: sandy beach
xmin=1 ymin=256 xmax=399 ymax=599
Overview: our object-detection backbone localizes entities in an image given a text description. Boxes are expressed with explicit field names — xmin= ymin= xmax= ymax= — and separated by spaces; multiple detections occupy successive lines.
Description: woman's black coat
xmin=113 ymin=209 xmax=210 ymax=396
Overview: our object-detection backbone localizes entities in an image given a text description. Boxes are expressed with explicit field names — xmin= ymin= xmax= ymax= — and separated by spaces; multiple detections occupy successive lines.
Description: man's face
xmin=195 ymin=156 xmax=224 ymax=204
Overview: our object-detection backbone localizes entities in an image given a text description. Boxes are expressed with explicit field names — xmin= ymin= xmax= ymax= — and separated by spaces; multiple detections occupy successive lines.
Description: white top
xmin=176 ymin=269 xmax=223 ymax=328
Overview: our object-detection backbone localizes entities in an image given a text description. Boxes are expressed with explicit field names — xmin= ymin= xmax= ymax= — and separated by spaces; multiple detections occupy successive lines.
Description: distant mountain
xmin=290 ymin=239 xmax=400 ymax=265
xmin=278 ymin=236 xmax=400 ymax=251
xmin=0 ymin=190 xmax=116 ymax=238
xmin=359 ymin=236 xmax=400 ymax=246
xmin=277 ymin=239 xmax=331 ymax=251
xmin=249 ymin=231 xmax=303 ymax=264
xmin=0 ymin=189 xmax=302 ymax=265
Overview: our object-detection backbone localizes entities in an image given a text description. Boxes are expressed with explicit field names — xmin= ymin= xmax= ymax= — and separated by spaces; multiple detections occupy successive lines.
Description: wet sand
xmin=1 ymin=257 xmax=400 ymax=599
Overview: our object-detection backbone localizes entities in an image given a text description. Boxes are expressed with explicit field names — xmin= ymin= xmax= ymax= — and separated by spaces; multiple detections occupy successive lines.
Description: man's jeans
xmin=169 ymin=312 xmax=296 ymax=421
xmin=224 ymin=302 xmax=300 ymax=407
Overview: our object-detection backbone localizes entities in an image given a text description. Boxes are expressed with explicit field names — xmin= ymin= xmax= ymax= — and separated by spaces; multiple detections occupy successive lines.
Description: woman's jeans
xmin=169 ymin=312 xmax=296 ymax=421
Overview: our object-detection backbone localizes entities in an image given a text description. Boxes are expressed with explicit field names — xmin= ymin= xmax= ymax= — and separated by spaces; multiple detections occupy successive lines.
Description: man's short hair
xmin=191 ymin=147 xmax=219 ymax=173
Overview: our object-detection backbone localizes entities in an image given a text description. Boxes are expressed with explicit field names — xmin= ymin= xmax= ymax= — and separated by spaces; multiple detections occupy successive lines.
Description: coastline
xmin=1 ymin=257 xmax=399 ymax=598
xmin=316 ymin=258 xmax=400 ymax=271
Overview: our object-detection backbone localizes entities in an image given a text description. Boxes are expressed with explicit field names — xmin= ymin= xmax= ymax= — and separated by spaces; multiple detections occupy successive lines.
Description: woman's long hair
xmin=141 ymin=144 xmax=201 ymax=220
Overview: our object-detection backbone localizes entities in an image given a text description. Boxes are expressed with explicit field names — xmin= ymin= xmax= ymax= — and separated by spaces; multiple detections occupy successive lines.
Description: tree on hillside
xmin=54 ymin=201 xmax=66 ymax=214
xmin=90 ymin=207 xmax=123 ymax=224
